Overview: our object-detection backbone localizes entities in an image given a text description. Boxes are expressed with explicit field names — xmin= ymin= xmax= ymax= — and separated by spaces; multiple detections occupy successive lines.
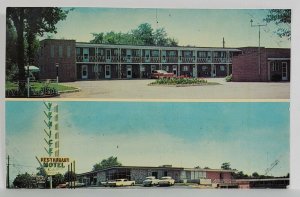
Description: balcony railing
xmin=76 ymin=55 xmax=232 ymax=64
xmin=213 ymin=58 xmax=229 ymax=63
xmin=197 ymin=57 xmax=212 ymax=63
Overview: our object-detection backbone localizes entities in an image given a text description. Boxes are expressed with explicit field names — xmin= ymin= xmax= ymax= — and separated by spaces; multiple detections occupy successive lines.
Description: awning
xmin=25 ymin=65 xmax=40 ymax=72
xmin=267 ymin=58 xmax=290 ymax=61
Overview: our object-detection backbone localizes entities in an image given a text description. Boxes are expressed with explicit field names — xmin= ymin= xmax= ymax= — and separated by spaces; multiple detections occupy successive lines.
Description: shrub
xmin=150 ymin=77 xmax=208 ymax=85
xmin=225 ymin=74 xmax=232 ymax=82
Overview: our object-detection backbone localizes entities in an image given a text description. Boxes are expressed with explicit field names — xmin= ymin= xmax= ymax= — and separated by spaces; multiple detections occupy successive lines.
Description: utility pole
xmin=222 ymin=37 xmax=225 ymax=48
xmin=250 ymin=19 xmax=267 ymax=76
xmin=6 ymin=155 xmax=9 ymax=188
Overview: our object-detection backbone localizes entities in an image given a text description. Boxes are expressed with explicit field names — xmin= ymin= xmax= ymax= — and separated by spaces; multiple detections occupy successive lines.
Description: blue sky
xmin=6 ymin=101 xmax=289 ymax=180
xmin=45 ymin=8 xmax=291 ymax=48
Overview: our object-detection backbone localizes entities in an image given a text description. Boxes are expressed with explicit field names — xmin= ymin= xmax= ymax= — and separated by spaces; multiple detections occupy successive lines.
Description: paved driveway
xmin=60 ymin=78 xmax=290 ymax=99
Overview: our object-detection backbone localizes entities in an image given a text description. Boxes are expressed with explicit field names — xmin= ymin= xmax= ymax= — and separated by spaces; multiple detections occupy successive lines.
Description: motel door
xmin=173 ymin=65 xmax=177 ymax=76
xmin=81 ymin=65 xmax=88 ymax=79
xmin=105 ymin=65 xmax=111 ymax=79
xmin=106 ymin=49 xmax=111 ymax=62
xmin=211 ymin=65 xmax=216 ymax=77
xmin=282 ymin=62 xmax=288 ymax=81
xmin=193 ymin=65 xmax=197 ymax=78
xmin=127 ymin=65 xmax=132 ymax=79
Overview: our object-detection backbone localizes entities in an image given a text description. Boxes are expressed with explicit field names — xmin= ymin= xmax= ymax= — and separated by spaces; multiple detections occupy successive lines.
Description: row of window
xmin=76 ymin=48 xmax=233 ymax=58
xmin=50 ymin=45 xmax=72 ymax=58
xmin=91 ymin=65 xmax=226 ymax=72
xmin=271 ymin=61 xmax=288 ymax=72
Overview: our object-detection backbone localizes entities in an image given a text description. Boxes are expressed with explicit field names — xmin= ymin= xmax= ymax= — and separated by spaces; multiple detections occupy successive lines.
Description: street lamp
xmin=56 ymin=63 xmax=59 ymax=84
xmin=250 ymin=19 xmax=267 ymax=76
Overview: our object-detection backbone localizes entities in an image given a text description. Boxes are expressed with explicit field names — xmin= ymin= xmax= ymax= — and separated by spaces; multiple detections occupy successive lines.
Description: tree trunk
xmin=14 ymin=9 xmax=26 ymax=93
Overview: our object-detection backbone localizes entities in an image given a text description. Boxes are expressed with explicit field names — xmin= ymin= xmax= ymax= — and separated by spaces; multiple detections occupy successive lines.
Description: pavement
xmin=60 ymin=78 xmax=290 ymax=99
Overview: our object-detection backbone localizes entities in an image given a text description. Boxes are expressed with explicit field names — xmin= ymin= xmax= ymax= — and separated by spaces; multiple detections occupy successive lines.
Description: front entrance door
xmin=105 ymin=65 xmax=111 ymax=79
xmin=282 ymin=62 xmax=288 ymax=81
xmin=211 ymin=65 xmax=216 ymax=77
xmin=173 ymin=65 xmax=177 ymax=76
xmin=81 ymin=65 xmax=88 ymax=79
xmin=193 ymin=65 xmax=197 ymax=78
xmin=127 ymin=65 xmax=132 ymax=78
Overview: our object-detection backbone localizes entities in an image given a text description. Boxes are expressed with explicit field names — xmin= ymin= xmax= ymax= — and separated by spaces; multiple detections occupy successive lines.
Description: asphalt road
xmin=60 ymin=78 xmax=290 ymax=99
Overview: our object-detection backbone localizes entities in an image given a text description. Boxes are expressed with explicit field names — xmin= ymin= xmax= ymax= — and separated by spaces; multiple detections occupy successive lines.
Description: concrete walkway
xmin=60 ymin=78 xmax=290 ymax=99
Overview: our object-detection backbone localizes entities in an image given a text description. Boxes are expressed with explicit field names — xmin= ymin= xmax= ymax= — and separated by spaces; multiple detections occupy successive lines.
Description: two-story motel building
xmin=36 ymin=39 xmax=290 ymax=82
xmin=37 ymin=39 xmax=239 ymax=82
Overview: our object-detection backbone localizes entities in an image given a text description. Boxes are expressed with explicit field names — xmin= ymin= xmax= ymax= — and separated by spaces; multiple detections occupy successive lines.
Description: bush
xmin=150 ymin=77 xmax=208 ymax=85
xmin=225 ymin=74 xmax=232 ymax=82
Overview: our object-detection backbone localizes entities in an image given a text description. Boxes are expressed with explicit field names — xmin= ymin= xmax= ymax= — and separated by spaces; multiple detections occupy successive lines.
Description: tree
xmin=64 ymin=171 xmax=77 ymax=182
xmin=232 ymin=171 xmax=249 ymax=179
xmin=252 ymin=172 xmax=259 ymax=178
xmin=90 ymin=33 xmax=104 ymax=44
xmin=6 ymin=7 xmax=70 ymax=91
xmin=93 ymin=156 xmax=122 ymax=171
xmin=264 ymin=9 xmax=291 ymax=39
xmin=52 ymin=173 xmax=64 ymax=188
xmin=221 ymin=162 xmax=231 ymax=170
xmin=132 ymin=23 xmax=155 ymax=45
xmin=13 ymin=173 xmax=34 ymax=188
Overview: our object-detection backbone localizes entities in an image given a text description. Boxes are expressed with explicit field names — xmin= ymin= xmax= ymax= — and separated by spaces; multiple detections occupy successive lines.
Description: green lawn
xmin=6 ymin=81 xmax=78 ymax=92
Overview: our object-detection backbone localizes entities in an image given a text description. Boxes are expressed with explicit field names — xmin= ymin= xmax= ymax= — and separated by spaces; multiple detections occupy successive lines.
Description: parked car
xmin=108 ymin=179 xmax=135 ymax=187
xmin=150 ymin=70 xmax=175 ymax=79
xmin=142 ymin=176 xmax=159 ymax=186
xmin=158 ymin=176 xmax=175 ymax=186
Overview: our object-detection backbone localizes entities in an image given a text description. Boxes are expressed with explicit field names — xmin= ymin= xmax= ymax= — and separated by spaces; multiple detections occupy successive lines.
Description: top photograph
xmin=5 ymin=8 xmax=291 ymax=99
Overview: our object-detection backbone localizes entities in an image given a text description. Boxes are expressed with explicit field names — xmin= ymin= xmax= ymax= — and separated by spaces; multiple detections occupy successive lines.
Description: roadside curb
xmin=58 ymin=88 xmax=81 ymax=94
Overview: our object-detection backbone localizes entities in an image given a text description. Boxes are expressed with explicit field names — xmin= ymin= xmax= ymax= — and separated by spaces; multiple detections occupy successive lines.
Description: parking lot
xmin=60 ymin=78 xmax=290 ymax=99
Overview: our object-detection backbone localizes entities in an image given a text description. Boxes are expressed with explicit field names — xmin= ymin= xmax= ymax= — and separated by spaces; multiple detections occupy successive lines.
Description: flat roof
xmin=77 ymin=165 xmax=235 ymax=176
xmin=75 ymin=42 xmax=241 ymax=51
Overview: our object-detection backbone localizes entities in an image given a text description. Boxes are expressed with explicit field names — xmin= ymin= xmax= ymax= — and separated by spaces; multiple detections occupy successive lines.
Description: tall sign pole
xmin=43 ymin=102 xmax=60 ymax=189
xmin=6 ymin=155 xmax=9 ymax=188
xmin=250 ymin=19 xmax=267 ymax=77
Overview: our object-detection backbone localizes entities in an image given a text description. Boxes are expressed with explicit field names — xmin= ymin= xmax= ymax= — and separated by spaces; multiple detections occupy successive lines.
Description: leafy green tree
xmin=132 ymin=23 xmax=155 ymax=45
xmin=264 ymin=9 xmax=291 ymax=39
xmin=252 ymin=172 xmax=259 ymax=178
xmin=232 ymin=171 xmax=249 ymax=179
xmin=7 ymin=7 xmax=70 ymax=91
xmin=52 ymin=173 xmax=64 ymax=188
xmin=221 ymin=162 xmax=231 ymax=170
xmin=13 ymin=173 xmax=34 ymax=188
xmin=93 ymin=156 xmax=122 ymax=171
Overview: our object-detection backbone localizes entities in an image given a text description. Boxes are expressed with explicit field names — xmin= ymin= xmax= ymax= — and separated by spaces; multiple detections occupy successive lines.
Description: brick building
xmin=232 ymin=47 xmax=290 ymax=82
xmin=36 ymin=39 xmax=290 ymax=82
xmin=76 ymin=165 xmax=235 ymax=186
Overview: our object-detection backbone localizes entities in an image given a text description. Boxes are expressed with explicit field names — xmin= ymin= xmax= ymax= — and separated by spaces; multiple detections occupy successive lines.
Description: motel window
xmin=272 ymin=62 xmax=280 ymax=71
xmin=97 ymin=48 xmax=104 ymax=56
xmin=67 ymin=46 xmax=71 ymax=58
xmin=76 ymin=48 xmax=80 ymax=56
xmin=151 ymin=50 xmax=159 ymax=57
xmin=199 ymin=52 xmax=207 ymax=58
xmin=183 ymin=65 xmax=188 ymax=71
xmin=113 ymin=49 xmax=118 ymax=56
xmin=58 ymin=46 xmax=63 ymax=58
xmin=220 ymin=65 xmax=225 ymax=71
xmin=133 ymin=50 xmax=140 ymax=57
xmin=50 ymin=45 xmax=55 ymax=58
xmin=166 ymin=66 xmax=169 ymax=71
xmin=202 ymin=66 xmax=207 ymax=71
xmin=169 ymin=51 xmax=176 ymax=57
xmin=183 ymin=51 xmax=192 ymax=57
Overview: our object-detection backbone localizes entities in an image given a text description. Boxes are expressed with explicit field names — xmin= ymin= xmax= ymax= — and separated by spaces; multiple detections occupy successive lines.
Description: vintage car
xmin=150 ymin=70 xmax=175 ymax=79
xmin=142 ymin=176 xmax=159 ymax=186
xmin=158 ymin=176 xmax=175 ymax=186
xmin=108 ymin=179 xmax=135 ymax=187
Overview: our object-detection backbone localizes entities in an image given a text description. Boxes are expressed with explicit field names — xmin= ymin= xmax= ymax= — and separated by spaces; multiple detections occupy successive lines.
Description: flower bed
xmin=149 ymin=78 xmax=219 ymax=86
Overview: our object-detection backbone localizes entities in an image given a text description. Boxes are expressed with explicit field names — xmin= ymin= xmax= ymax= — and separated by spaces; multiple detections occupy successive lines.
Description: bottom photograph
xmin=5 ymin=101 xmax=289 ymax=189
